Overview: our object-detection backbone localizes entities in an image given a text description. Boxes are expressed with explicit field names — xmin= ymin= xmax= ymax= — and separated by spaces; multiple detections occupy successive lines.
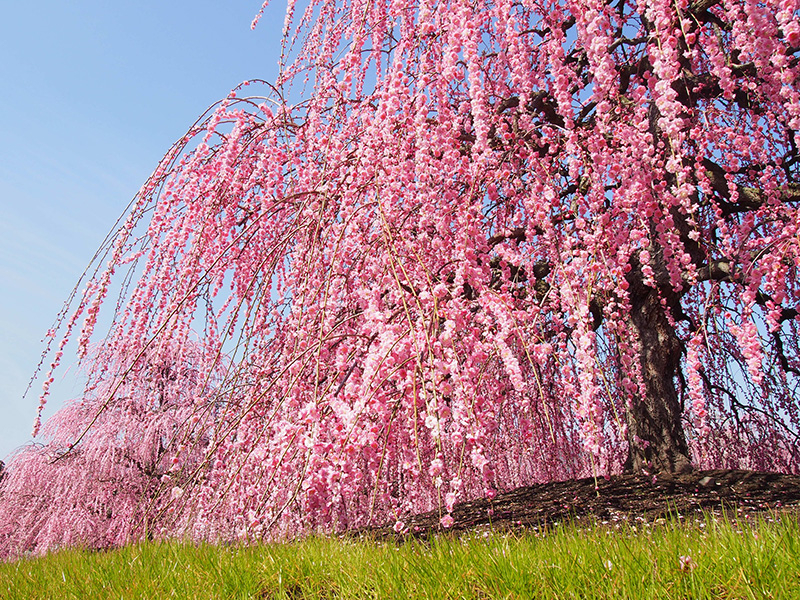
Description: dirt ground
xmin=364 ymin=469 xmax=800 ymax=539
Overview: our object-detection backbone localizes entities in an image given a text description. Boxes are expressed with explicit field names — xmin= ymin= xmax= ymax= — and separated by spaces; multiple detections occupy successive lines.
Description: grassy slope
xmin=1 ymin=512 xmax=798 ymax=599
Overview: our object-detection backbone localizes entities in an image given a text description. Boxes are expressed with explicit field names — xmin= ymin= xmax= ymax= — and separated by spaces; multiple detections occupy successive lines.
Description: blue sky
xmin=0 ymin=2 xmax=287 ymax=460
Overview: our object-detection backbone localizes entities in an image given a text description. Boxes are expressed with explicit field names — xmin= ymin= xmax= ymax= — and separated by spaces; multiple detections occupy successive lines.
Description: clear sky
xmin=0 ymin=1 xmax=287 ymax=460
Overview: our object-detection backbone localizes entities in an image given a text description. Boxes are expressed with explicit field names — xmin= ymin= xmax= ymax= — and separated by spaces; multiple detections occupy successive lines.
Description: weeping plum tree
xmin=0 ymin=342 xmax=219 ymax=558
xmin=3 ymin=0 xmax=800 ymax=554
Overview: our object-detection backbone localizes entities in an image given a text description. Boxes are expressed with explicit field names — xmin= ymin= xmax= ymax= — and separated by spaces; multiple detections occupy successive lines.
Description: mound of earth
xmin=364 ymin=469 xmax=800 ymax=539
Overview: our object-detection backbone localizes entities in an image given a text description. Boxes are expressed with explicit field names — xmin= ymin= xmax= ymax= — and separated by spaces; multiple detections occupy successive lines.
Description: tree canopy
xmin=2 ymin=0 xmax=799 ymax=557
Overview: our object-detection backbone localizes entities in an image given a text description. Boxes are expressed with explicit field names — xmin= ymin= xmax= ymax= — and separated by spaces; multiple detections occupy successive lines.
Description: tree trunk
xmin=623 ymin=265 xmax=693 ymax=474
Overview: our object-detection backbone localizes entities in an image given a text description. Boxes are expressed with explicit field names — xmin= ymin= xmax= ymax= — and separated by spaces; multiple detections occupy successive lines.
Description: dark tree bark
xmin=623 ymin=261 xmax=693 ymax=474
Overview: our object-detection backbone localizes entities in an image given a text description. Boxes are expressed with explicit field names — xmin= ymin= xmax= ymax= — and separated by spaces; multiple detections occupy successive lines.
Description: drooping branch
xmin=703 ymin=159 xmax=800 ymax=215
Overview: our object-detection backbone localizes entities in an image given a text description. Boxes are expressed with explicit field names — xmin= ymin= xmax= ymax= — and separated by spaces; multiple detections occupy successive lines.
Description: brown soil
xmin=364 ymin=469 xmax=800 ymax=539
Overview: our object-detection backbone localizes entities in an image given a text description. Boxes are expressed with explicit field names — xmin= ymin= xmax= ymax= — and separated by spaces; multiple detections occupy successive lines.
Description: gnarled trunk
xmin=623 ymin=266 xmax=693 ymax=474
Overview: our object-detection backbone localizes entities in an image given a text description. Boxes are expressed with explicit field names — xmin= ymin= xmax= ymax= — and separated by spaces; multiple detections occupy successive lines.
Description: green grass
xmin=1 ymin=511 xmax=798 ymax=599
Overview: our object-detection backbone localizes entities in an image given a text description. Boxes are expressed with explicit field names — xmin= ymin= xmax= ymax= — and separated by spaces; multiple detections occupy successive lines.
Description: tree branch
xmin=703 ymin=158 xmax=800 ymax=214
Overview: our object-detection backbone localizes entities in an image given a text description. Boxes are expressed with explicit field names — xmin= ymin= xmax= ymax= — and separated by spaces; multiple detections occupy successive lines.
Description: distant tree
xmin=13 ymin=0 xmax=800 ymax=551
xmin=0 ymin=342 xmax=216 ymax=558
